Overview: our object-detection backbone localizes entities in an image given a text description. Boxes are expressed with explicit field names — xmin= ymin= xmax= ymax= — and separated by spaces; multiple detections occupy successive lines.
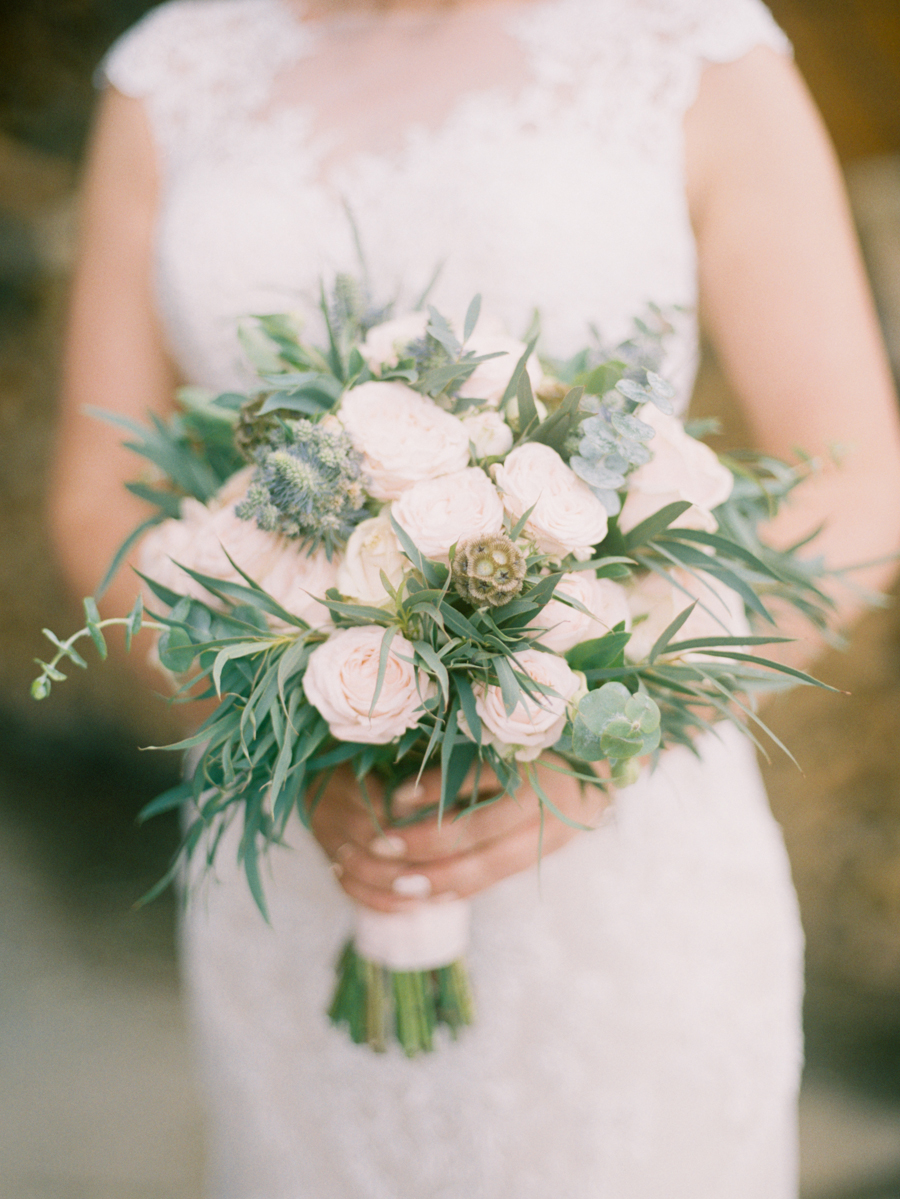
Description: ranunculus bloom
xmin=457 ymin=331 xmax=544 ymax=407
xmin=461 ymin=410 xmax=514 ymax=460
xmin=338 ymin=381 xmax=470 ymax=501
xmin=337 ymin=511 xmax=407 ymax=606
xmin=529 ymin=572 xmax=631 ymax=654
xmin=303 ymin=626 xmax=433 ymax=744
xmin=392 ymin=467 xmax=505 ymax=563
xmin=624 ymin=568 xmax=748 ymax=663
xmin=617 ymin=406 xmax=734 ymax=534
xmin=492 ymin=443 xmax=609 ymax=559
xmin=460 ymin=647 xmax=582 ymax=761
xmin=359 ymin=312 xmax=429 ymax=370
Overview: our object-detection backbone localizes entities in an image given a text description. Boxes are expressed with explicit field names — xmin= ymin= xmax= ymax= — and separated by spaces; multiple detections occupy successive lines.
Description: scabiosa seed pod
xmin=451 ymin=534 xmax=526 ymax=608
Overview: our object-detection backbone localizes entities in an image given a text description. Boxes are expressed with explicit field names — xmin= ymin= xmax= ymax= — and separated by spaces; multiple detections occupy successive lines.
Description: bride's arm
xmin=686 ymin=45 xmax=900 ymax=663
xmin=325 ymin=46 xmax=900 ymax=910
xmin=51 ymin=87 xmax=178 ymax=638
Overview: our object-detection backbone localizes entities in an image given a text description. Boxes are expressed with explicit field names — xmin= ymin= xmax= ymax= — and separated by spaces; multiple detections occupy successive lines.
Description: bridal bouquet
xmin=34 ymin=281 xmax=836 ymax=1055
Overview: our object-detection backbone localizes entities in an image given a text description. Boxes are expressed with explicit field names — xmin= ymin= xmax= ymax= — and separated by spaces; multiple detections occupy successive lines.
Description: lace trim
xmin=100 ymin=0 xmax=789 ymax=174
xmin=98 ymin=0 xmax=313 ymax=165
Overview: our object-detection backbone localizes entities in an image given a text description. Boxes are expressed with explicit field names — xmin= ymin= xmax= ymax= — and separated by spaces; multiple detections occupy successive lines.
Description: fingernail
xmin=393 ymin=780 xmax=426 ymax=813
xmin=369 ymin=834 xmax=407 ymax=858
xmin=391 ymin=873 xmax=432 ymax=898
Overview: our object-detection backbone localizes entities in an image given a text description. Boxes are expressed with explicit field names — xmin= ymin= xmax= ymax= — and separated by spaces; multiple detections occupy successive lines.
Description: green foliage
xmin=33 ymin=282 xmax=845 ymax=925
xmin=573 ymin=682 xmax=661 ymax=763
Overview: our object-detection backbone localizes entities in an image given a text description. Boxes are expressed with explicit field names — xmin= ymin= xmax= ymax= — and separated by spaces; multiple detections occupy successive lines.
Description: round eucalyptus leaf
xmin=571 ymin=717 xmax=607 ymax=762
xmin=623 ymin=693 xmax=661 ymax=734
xmin=577 ymin=681 xmax=632 ymax=735
xmin=599 ymin=715 xmax=644 ymax=759
xmin=158 ymin=626 xmax=196 ymax=674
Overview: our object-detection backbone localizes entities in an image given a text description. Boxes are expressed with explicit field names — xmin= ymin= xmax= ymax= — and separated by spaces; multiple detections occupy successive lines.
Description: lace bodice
xmin=103 ymin=0 xmax=787 ymax=399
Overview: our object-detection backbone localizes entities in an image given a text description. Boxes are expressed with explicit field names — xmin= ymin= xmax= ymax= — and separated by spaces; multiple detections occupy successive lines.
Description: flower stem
xmin=328 ymin=940 xmax=475 ymax=1056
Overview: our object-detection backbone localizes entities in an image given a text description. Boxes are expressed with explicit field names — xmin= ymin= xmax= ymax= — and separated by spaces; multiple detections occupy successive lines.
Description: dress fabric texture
xmin=104 ymin=2 xmax=804 ymax=1195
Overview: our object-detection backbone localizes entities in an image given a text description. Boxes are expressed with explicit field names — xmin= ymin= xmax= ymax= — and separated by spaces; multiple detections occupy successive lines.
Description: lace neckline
xmin=256 ymin=0 xmax=561 ymax=184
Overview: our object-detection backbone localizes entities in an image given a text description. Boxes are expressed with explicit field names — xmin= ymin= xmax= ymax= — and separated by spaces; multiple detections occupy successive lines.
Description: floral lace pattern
xmin=103 ymin=4 xmax=801 ymax=1196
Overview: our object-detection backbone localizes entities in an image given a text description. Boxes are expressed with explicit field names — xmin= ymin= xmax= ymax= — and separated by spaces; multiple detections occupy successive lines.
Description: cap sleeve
xmin=686 ymin=0 xmax=791 ymax=65
xmin=97 ymin=1 xmax=199 ymax=100
xmin=96 ymin=0 xmax=310 ymax=167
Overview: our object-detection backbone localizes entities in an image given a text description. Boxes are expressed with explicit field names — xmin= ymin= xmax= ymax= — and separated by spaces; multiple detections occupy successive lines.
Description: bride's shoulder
xmin=99 ymin=0 xmax=305 ymax=100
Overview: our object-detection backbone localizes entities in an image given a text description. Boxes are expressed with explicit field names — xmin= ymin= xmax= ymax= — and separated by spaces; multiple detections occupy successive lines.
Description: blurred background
xmin=1 ymin=1 xmax=900 ymax=1196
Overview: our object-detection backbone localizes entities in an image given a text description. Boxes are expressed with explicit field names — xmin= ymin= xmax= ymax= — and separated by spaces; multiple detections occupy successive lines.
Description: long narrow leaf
xmin=691 ymin=650 xmax=840 ymax=690
xmin=369 ymin=626 xmax=398 ymax=717
xmin=492 ymin=654 xmax=521 ymax=715
xmin=623 ymin=501 xmax=692 ymax=551
xmin=648 ymin=602 xmax=697 ymax=664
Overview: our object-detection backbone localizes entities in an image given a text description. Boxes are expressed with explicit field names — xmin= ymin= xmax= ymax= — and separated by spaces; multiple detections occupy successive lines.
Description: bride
xmin=51 ymin=0 xmax=900 ymax=1195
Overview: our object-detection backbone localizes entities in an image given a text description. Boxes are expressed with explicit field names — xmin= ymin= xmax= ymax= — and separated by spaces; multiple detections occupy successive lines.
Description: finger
xmin=337 ymin=786 xmax=598 ymax=904
xmin=396 ymin=772 xmax=608 ymax=863
xmin=385 ymin=761 xmax=505 ymax=818
xmin=333 ymin=870 xmax=440 ymax=914
xmin=409 ymin=807 xmax=583 ymax=899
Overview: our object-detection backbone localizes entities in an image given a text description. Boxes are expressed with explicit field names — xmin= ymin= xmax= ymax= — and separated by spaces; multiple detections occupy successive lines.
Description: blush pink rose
xmin=255 ymin=544 xmax=340 ymax=631
xmin=461 ymin=410 xmax=514 ymax=460
xmin=618 ymin=406 xmax=734 ymax=534
xmin=392 ymin=468 xmax=505 ymax=563
xmin=529 ymin=572 xmax=631 ymax=654
xmin=492 ymin=443 xmax=609 ymax=559
xmin=303 ymin=626 xmax=434 ymax=744
xmin=138 ymin=490 xmax=283 ymax=605
xmin=337 ymin=511 xmax=408 ymax=606
xmin=460 ymin=647 xmax=582 ymax=761
xmin=457 ymin=331 xmax=544 ymax=407
xmin=339 ymin=381 xmax=470 ymax=501
xmin=624 ymin=568 xmax=748 ymax=663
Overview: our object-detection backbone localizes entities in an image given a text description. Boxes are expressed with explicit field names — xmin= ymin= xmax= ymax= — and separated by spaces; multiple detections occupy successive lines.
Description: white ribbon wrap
xmin=353 ymin=899 xmax=471 ymax=972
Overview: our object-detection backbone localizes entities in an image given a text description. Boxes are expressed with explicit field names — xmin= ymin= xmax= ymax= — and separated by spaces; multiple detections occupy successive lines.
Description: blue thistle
xmin=236 ymin=419 xmax=368 ymax=557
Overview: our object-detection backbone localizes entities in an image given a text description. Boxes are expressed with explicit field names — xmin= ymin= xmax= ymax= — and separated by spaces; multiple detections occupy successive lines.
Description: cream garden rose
xmin=337 ymin=511 xmax=407 ymax=606
xmin=617 ymin=405 xmax=734 ymax=534
xmin=391 ymin=467 xmax=505 ymax=562
xmin=359 ymin=312 xmax=429 ymax=370
xmin=255 ymin=544 xmax=339 ymax=631
xmin=624 ymin=568 xmax=748 ymax=663
xmin=461 ymin=410 xmax=514 ymax=460
xmin=460 ymin=646 xmax=583 ymax=761
xmin=339 ymin=381 xmax=470 ymax=501
xmin=492 ymin=442 xmax=609 ymax=559
xmin=530 ymin=572 xmax=631 ymax=654
xmin=138 ymin=489 xmax=283 ymax=605
xmin=303 ymin=626 xmax=433 ymax=744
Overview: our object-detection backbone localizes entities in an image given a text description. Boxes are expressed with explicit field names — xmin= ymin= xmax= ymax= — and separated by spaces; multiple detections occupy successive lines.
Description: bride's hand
xmin=309 ymin=761 xmax=611 ymax=913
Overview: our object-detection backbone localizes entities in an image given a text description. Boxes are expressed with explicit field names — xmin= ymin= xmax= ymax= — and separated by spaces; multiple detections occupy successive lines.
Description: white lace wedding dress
xmin=103 ymin=2 xmax=804 ymax=1195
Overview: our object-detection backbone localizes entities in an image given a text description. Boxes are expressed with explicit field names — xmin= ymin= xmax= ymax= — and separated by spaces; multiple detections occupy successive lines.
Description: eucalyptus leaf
xmin=571 ymin=716 xmax=607 ymax=762
xmin=157 ymin=626 xmax=196 ymax=674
